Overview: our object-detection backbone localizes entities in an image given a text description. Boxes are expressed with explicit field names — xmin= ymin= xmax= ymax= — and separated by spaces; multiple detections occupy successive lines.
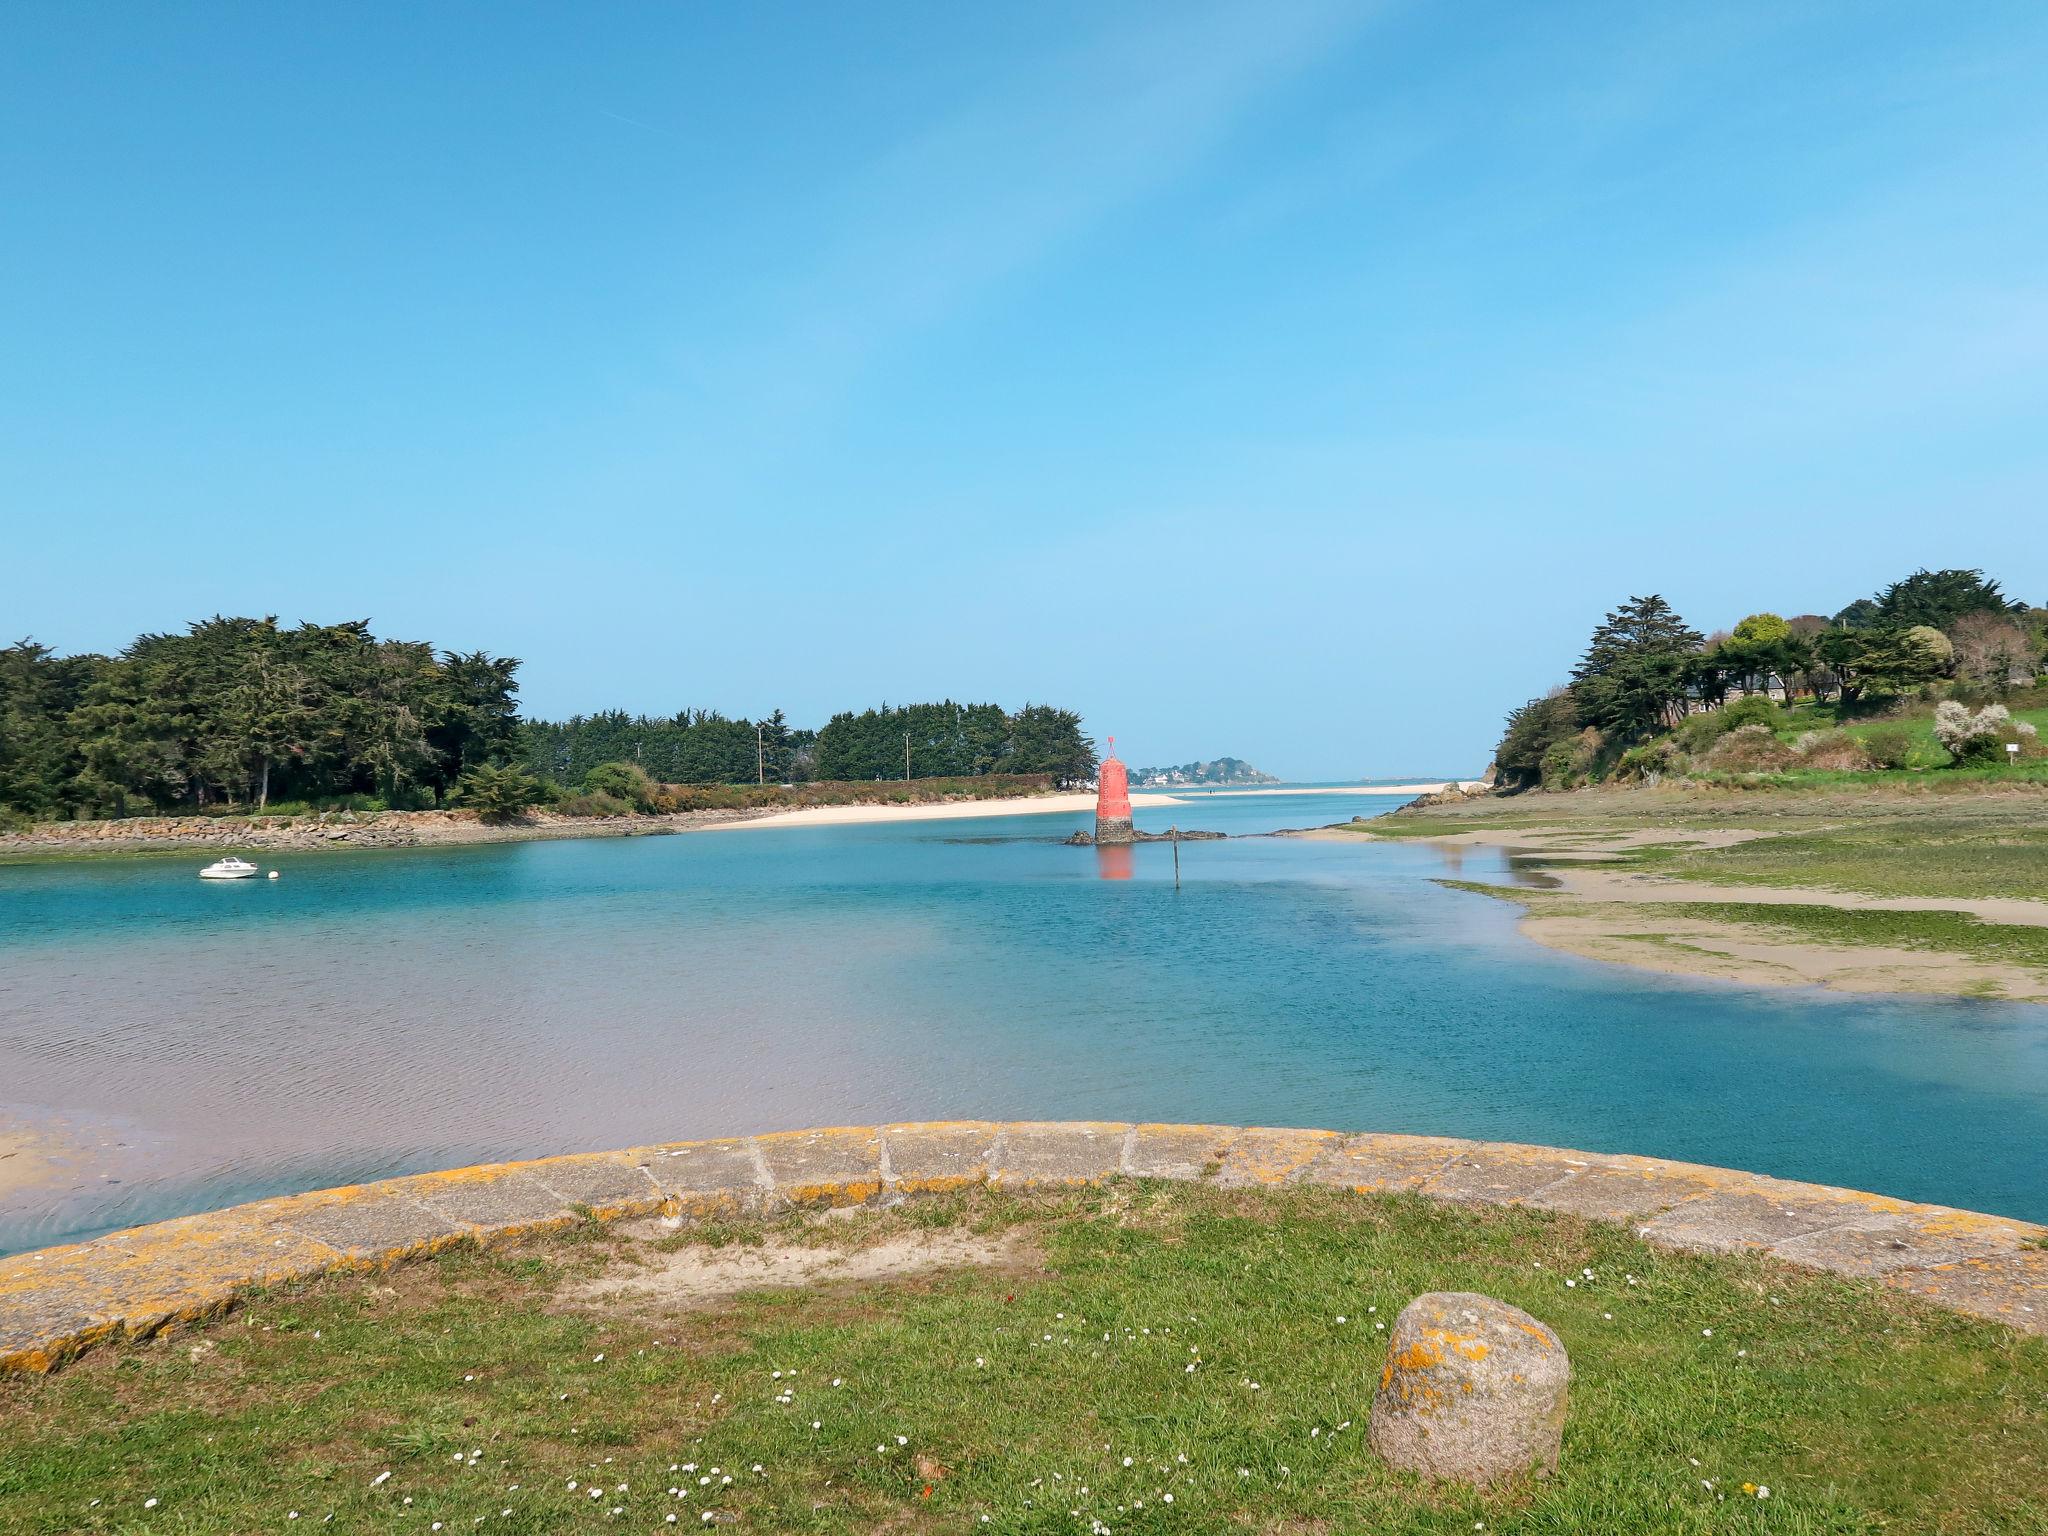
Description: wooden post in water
xmin=1171 ymin=824 xmax=1181 ymax=890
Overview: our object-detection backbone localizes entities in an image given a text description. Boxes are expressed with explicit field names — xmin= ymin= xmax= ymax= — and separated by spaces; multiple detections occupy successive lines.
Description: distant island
xmin=1130 ymin=757 xmax=1279 ymax=788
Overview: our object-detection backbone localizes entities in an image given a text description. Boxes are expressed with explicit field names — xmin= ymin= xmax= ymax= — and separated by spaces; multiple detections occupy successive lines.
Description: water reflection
xmin=1095 ymin=845 xmax=1135 ymax=881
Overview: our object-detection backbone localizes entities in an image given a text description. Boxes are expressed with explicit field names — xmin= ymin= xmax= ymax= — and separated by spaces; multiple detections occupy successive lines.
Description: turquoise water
xmin=3 ymin=789 xmax=2046 ymax=1253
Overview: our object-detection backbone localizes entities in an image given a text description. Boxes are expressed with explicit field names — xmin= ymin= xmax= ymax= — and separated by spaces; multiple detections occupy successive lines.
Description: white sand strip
xmin=1162 ymin=782 xmax=1482 ymax=798
xmin=699 ymin=791 xmax=1186 ymax=831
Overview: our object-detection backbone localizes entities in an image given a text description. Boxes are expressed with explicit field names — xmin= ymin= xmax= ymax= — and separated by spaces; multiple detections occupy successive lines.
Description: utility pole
xmin=757 ymin=724 xmax=765 ymax=786
xmin=904 ymin=731 xmax=912 ymax=782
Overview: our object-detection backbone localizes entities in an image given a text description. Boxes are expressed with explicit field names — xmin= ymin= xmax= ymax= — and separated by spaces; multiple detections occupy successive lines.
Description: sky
xmin=4 ymin=2 xmax=2045 ymax=778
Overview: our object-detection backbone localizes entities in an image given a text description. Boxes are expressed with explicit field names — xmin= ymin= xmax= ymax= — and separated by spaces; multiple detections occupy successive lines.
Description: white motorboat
xmin=198 ymin=856 xmax=261 ymax=881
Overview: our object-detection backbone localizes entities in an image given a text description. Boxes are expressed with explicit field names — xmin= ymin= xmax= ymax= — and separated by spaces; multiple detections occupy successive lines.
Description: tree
xmin=1494 ymin=691 xmax=1578 ymax=791
xmin=1901 ymin=626 xmax=1954 ymax=675
xmin=0 ymin=640 xmax=106 ymax=820
xmin=426 ymin=651 xmax=522 ymax=801
xmin=1870 ymin=568 xmax=2019 ymax=630
xmin=1948 ymin=612 xmax=2037 ymax=689
xmin=1815 ymin=628 xmax=1943 ymax=703
xmin=1569 ymin=595 xmax=1704 ymax=743
xmin=458 ymin=763 xmax=542 ymax=823
xmin=1731 ymin=613 xmax=1790 ymax=644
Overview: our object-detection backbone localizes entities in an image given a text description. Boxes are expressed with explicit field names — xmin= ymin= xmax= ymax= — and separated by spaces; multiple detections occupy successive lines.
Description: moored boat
xmin=198 ymin=856 xmax=260 ymax=881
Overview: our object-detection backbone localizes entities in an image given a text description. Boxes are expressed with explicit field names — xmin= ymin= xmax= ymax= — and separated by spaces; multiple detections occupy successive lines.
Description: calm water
xmin=3 ymin=788 xmax=2046 ymax=1254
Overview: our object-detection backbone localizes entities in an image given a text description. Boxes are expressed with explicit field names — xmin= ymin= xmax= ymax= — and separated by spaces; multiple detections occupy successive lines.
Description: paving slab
xmin=1300 ymin=1133 xmax=1473 ymax=1193
xmin=1769 ymin=1215 xmax=2015 ymax=1278
xmin=990 ymin=1121 xmax=1130 ymax=1187
xmin=639 ymin=1139 xmax=769 ymax=1216
xmin=1215 ymin=1127 xmax=1342 ymax=1187
xmin=1519 ymin=1165 xmax=1721 ymax=1223
xmin=1638 ymin=1191 xmax=1855 ymax=1255
xmin=277 ymin=1188 xmax=476 ymax=1263
xmin=1885 ymin=1249 xmax=2048 ymax=1335
xmin=1424 ymin=1147 xmax=1590 ymax=1205
xmin=757 ymin=1127 xmax=883 ymax=1207
xmin=882 ymin=1122 xmax=998 ymax=1193
xmin=526 ymin=1155 xmax=666 ymax=1216
xmin=395 ymin=1167 xmax=582 ymax=1236
xmin=1124 ymin=1123 xmax=1239 ymax=1180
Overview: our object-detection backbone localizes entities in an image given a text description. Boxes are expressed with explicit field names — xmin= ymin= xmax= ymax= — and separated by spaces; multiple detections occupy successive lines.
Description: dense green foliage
xmin=812 ymin=701 xmax=1096 ymax=785
xmin=456 ymin=763 xmax=544 ymax=824
xmin=518 ymin=709 xmax=799 ymax=787
xmin=1495 ymin=568 xmax=2048 ymax=790
xmin=3 ymin=619 xmax=1099 ymax=823
xmin=1 ymin=619 xmax=519 ymax=820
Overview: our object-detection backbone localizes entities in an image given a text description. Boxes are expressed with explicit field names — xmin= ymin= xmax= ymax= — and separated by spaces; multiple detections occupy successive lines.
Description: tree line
xmin=0 ymin=618 xmax=518 ymax=820
xmin=1 ymin=616 xmax=1099 ymax=823
xmin=1498 ymin=568 xmax=2047 ymax=789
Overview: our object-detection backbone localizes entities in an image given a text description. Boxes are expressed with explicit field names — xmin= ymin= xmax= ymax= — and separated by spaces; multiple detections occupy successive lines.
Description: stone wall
xmin=2 ymin=1122 xmax=2041 ymax=1374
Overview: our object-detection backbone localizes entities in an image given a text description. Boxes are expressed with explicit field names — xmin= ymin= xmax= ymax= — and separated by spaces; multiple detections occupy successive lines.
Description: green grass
xmin=2 ymin=1184 xmax=2043 ymax=1534
xmin=1770 ymin=702 xmax=2048 ymax=772
xmin=1352 ymin=785 xmax=2048 ymax=904
xmin=1629 ymin=901 xmax=2048 ymax=971
xmin=1651 ymin=815 xmax=2048 ymax=902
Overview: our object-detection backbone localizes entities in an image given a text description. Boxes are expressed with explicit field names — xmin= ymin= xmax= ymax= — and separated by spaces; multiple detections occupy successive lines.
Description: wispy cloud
xmin=671 ymin=1 xmax=1384 ymax=455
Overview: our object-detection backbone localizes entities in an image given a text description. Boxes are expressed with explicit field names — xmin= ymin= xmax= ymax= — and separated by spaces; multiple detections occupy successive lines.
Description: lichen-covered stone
xmin=1370 ymin=1291 xmax=1570 ymax=1488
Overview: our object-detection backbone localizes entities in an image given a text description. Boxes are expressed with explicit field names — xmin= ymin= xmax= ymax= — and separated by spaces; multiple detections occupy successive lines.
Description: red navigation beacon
xmin=1094 ymin=735 xmax=1134 ymax=845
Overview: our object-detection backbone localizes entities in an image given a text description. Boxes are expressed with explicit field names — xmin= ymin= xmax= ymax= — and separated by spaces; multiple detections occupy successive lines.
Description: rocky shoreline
xmin=0 ymin=805 xmax=771 ymax=856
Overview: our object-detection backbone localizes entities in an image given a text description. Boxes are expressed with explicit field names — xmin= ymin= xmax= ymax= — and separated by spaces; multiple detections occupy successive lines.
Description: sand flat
xmin=697 ymin=791 xmax=1184 ymax=830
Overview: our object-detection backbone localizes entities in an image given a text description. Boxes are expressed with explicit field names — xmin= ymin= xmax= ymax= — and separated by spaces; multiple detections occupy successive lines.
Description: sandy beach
xmin=1164 ymin=782 xmax=1485 ymax=798
xmin=699 ymin=790 xmax=1183 ymax=831
xmin=697 ymin=783 xmax=1486 ymax=830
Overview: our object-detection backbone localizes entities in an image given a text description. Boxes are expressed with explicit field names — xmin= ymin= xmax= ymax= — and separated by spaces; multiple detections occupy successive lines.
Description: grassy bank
xmin=1363 ymin=784 xmax=2048 ymax=901
xmin=3 ymin=1183 xmax=2043 ymax=1534
xmin=1330 ymin=784 xmax=2048 ymax=999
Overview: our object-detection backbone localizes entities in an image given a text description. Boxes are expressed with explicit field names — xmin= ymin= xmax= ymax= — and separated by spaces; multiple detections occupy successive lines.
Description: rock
xmin=1369 ymin=1291 xmax=1569 ymax=1488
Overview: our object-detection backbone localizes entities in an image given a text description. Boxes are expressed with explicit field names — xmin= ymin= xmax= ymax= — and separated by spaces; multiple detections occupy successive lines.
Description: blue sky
xmin=4 ymin=2 xmax=2044 ymax=777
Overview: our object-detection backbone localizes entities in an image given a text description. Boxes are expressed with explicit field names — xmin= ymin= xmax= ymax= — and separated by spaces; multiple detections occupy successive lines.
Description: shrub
xmin=1719 ymin=695 xmax=1785 ymax=732
xmin=1934 ymin=701 xmax=2012 ymax=762
xmin=580 ymin=760 xmax=661 ymax=811
xmin=1859 ymin=725 xmax=1915 ymax=771
xmin=1790 ymin=729 xmax=1872 ymax=772
xmin=553 ymin=789 xmax=637 ymax=818
xmin=1539 ymin=727 xmax=1604 ymax=790
xmin=1612 ymin=740 xmax=1686 ymax=783
xmin=1673 ymin=710 xmax=1731 ymax=754
xmin=1704 ymin=724 xmax=1796 ymax=773
xmin=457 ymin=764 xmax=542 ymax=825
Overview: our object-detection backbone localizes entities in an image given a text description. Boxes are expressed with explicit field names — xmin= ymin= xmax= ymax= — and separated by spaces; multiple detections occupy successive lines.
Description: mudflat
xmin=1305 ymin=783 xmax=2048 ymax=1000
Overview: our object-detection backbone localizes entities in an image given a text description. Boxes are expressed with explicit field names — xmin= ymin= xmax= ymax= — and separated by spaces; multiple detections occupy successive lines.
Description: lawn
xmin=2 ymin=1183 xmax=2043 ymax=1534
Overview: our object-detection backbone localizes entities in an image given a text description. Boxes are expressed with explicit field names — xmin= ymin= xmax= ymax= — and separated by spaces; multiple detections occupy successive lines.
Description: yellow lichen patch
xmin=1916 ymin=1209 xmax=2041 ymax=1243
xmin=1417 ymin=1326 xmax=1489 ymax=1362
xmin=776 ymin=1178 xmax=883 ymax=1209
xmin=1218 ymin=1128 xmax=1342 ymax=1185
xmin=1393 ymin=1338 xmax=1446 ymax=1372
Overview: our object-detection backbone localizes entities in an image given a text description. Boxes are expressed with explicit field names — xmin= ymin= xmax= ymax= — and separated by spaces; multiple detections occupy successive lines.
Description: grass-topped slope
xmin=2 ymin=1182 xmax=2043 ymax=1535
